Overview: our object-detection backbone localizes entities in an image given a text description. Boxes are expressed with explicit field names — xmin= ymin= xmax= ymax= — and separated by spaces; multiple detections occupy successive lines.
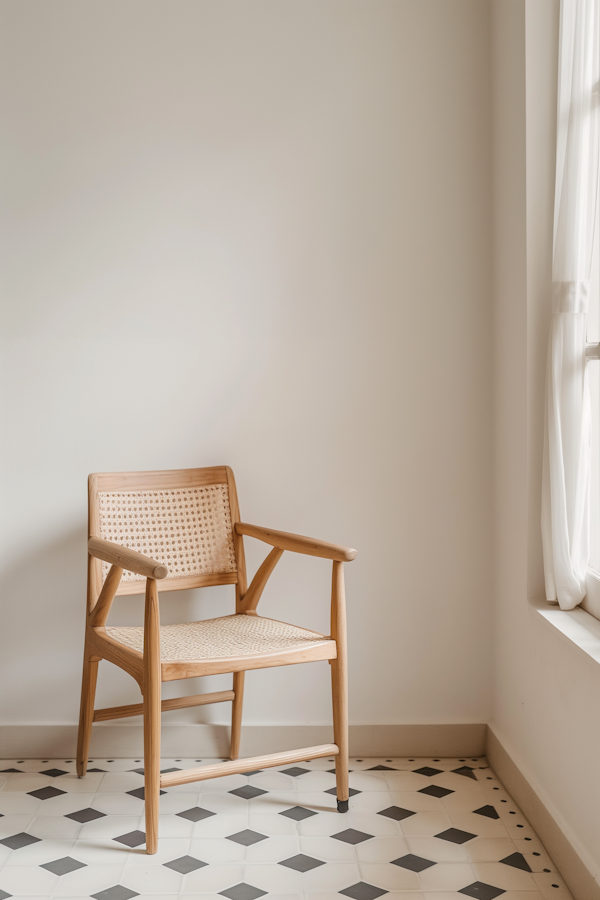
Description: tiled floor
xmin=0 ymin=756 xmax=572 ymax=900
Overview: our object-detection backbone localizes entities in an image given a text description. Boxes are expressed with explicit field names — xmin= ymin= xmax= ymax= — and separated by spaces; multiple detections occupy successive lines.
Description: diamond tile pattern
xmin=126 ymin=786 xmax=166 ymax=800
xmin=281 ymin=766 xmax=310 ymax=776
xmin=164 ymin=855 xmax=207 ymax=873
xmin=377 ymin=805 xmax=416 ymax=821
xmin=391 ymin=853 xmax=436 ymax=872
xmin=28 ymin=785 xmax=67 ymax=800
xmin=332 ymin=828 xmax=373 ymax=844
xmin=113 ymin=829 xmax=146 ymax=847
xmin=279 ymin=805 xmax=317 ymax=820
xmin=459 ymin=883 xmax=506 ymax=899
xmin=226 ymin=829 xmax=268 ymax=846
xmin=220 ymin=884 xmax=267 ymax=900
xmin=41 ymin=856 xmax=87 ymax=875
xmin=0 ymin=756 xmax=571 ymax=900
xmin=229 ymin=784 xmax=268 ymax=800
xmin=436 ymin=827 xmax=478 ymax=843
xmin=176 ymin=805 xmax=216 ymax=821
xmin=91 ymin=888 xmax=140 ymax=900
xmin=0 ymin=832 xmax=40 ymax=850
xmin=279 ymin=853 xmax=325 ymax=872
xmin=419 ymin=784 xmax=454 ymax=798
xmin=340 ymin=882 xmax=388 ymax=900
xmin=66 ymin=807 xmax=106 ymax=823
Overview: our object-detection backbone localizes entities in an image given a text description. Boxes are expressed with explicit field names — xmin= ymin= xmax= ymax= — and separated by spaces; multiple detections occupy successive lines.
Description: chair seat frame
xmin=77 ymin=467 xmax=356 ymax=854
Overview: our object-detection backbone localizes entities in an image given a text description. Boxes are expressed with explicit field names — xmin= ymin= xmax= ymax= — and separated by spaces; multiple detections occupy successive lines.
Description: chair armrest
xmin=235 ymin=522 xmax=357 ymax=562
xmin=88 ymin=536 xmax=169 ymax=580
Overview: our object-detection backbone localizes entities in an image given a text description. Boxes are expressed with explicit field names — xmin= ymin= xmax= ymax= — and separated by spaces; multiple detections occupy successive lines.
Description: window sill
xmin=530 ymin=596 xmax=600 ymax=666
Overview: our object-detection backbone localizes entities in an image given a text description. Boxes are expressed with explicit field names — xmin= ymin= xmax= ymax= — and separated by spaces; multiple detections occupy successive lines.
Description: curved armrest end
xmin=88 ymin=536 xmax=169 ymax=580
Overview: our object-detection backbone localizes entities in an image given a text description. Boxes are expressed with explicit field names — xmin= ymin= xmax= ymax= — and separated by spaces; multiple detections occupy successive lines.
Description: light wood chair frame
xmin=76 ymin=466 xmax=356 ymax=854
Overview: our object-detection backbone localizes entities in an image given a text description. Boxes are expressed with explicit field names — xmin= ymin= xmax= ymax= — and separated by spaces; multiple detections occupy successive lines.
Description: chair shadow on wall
xmin=0 ymin=524 xmax=229 ymax=759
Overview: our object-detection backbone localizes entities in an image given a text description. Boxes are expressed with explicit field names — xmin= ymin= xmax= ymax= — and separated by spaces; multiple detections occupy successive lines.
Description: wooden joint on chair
xmin=93 ymin=690 xmax=235 ymax=722
xmin=240 ymin=547 xmax=284 ymax=612
xmin=160 ymin=744 xmax=339 ymax=788
xmin=89 ymin=564 xmax=123 ymax=627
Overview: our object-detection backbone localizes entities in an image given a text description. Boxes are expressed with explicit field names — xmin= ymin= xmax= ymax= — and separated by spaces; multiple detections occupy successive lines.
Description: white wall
xmin=0 ymin=0 xmax=493 ymax=735
xmin=491 ymin=0 xmax=600 ymax=880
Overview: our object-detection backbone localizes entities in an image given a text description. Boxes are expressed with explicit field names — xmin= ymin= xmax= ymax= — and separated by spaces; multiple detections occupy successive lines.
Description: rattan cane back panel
xmin=97 ymin=484 xmax=237 ymax=586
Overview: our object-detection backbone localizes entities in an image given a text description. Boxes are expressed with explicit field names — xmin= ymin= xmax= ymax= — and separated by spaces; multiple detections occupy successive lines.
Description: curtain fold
xmin=542 ymin=0 xmax=600 ymax=610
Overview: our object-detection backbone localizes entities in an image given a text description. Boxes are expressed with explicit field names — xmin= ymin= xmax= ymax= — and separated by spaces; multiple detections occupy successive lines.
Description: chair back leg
xmin=143 ymin=579 xmax=162 ymax=854
xmin=230 ymin=671 xmax=245 ymax=759
xmin=76 ymin=649 xmax=99 ymax=778
xmin=330 ymin=560 xmax=349 ymax=811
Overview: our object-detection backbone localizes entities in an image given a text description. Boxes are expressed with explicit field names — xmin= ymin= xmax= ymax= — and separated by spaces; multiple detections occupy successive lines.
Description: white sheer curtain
xmin=542 ymin=0 xmax=600 ymax=610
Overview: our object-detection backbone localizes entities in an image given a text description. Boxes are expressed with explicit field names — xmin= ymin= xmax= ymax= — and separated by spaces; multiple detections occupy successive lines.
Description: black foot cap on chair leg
xmin=337 ymin=799 xmax=349 ymax=813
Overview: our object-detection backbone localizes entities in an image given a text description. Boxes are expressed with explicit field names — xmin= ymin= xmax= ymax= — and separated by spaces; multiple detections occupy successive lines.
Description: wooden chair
xmin=76 ymin=466 xmax=356 ymax=854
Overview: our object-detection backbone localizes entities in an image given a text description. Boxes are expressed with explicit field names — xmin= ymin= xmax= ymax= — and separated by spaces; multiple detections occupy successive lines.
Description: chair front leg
xmin=143 ymin=578 xmax=162 ymax=854
xmin=230 ymin=671 xmax=245 ymax=759
xmin=76 ymin=645 xmax=99 ymax=778
xmin=331 ymin=560 xmax=349 ymax=811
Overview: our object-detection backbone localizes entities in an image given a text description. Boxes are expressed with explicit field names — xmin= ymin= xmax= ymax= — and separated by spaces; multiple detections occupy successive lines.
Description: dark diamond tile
xmin=130 ymin=768 xmax=145 ymax=774
xmin=219 ymin=884 xmax=267 ymax=900
xmin=339 ymin=882 xmax=388 ymax=900
xmin=160 ymin=767 xmax=181 ymax=773
xmin=0 ymin=833 xmax=41 ymax=850
xmin=226 ymin=830 xmax=268 ymax=846
xmin=0 ymin=890 xmax=11 ymax=899
xmin=391 ymin=853 xmax=436 ymax=872
xmin=419 ymin=785 xmax=454 ymax=798
xmin=325 ymin=786 xmax=361 ymax=797
xmin=327 ymin=768 xmax=353 ymax=773
xmin=66 ymin=807 xmax=106 ymax=823
xmin=500 ymin=851 xmax=532 ymax=872
xmin=436 ymin=828 xmax=477 ymax=844
xmin=244 ymin=770 xmax=262 ymax=776
xmin=279 ymin=853 xmax=325 ymax=872
xmin=453 ymin=766 xmax=477 ymax=780
xmin=28 ymin=786 xmax=67 ymax=801
xmin=474 ymin=805 xmax=500 ymax=820
xmin=366 ymin=765 xmax=396 ymax=771
xmin=164 ymin=855 xmax=207 ymax=873
xmin=458 ymin=883 xmax=505 ymax=899
xmin=377 ymin=806 xmax=416 ymax=821
xmin=413 ymin=766 xmax=443 ymax=777
xmin=229 ymin=785 xmax=268 ymax=800
xmin=87 ymin=768 xmax=107 ymax=772
xmin=0 ymin=768 xmax=22 ymax=773
xmin=39 ymin=768 xmax=68 ymax=777
xmin=91 ymin=888 xmax=140 ymax=900
xmin=41 ymin=856 xmax=87 ymax=875
xmin=177 ymin=806 xmax=216 ymax=822
xmin=126 ymin=787 xmax=166 ymax=800
xmin=279 ymin=806 xmax=318 ymax=821
xmin=113 ymin=830 xmax=146 ymax=848
xmin=281 ymin=767 xmax=310 ymax=777
xmin=331 ymin=829 xmax=373 ymax=845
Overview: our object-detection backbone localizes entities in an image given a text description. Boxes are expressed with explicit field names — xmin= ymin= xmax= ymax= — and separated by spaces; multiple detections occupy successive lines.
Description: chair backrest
xmin=88 ymin=466 xmax=246 ymax=600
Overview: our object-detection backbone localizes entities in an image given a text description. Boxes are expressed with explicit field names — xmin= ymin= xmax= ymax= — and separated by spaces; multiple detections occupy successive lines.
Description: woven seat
xmin=106 ymin=614 xmax=329 ymax=662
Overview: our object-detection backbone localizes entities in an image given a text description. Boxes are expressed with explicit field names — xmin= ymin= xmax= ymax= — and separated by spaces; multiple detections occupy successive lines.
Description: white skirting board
xmin=486 ymin=727 xmax=600 ymax=900
xmin=0 ymin=723 xmax=486 ymax=759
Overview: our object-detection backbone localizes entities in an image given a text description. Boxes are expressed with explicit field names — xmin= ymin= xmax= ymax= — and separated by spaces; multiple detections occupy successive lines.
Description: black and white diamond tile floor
xmin=0 ymin=757 xmax=572 ymax=899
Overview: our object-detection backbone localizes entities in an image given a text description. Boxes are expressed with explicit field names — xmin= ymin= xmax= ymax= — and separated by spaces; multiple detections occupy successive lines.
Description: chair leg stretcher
xmin=159 ymin=743 xmax=340 ymax=788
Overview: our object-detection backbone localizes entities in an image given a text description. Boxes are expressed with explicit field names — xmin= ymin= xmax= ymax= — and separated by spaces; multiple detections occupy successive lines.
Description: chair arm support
xmin=88 ymin=536 xmax=169 ymax=580
xmin=235 ymin=522 xmax=357 ymax=562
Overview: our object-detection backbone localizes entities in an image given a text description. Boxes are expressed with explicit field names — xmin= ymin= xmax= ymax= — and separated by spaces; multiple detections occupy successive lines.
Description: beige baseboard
xmin=486 ymin=727 xmax=600 ymax=900
xmin=0 ymin=723 xmax=486 ymax=759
